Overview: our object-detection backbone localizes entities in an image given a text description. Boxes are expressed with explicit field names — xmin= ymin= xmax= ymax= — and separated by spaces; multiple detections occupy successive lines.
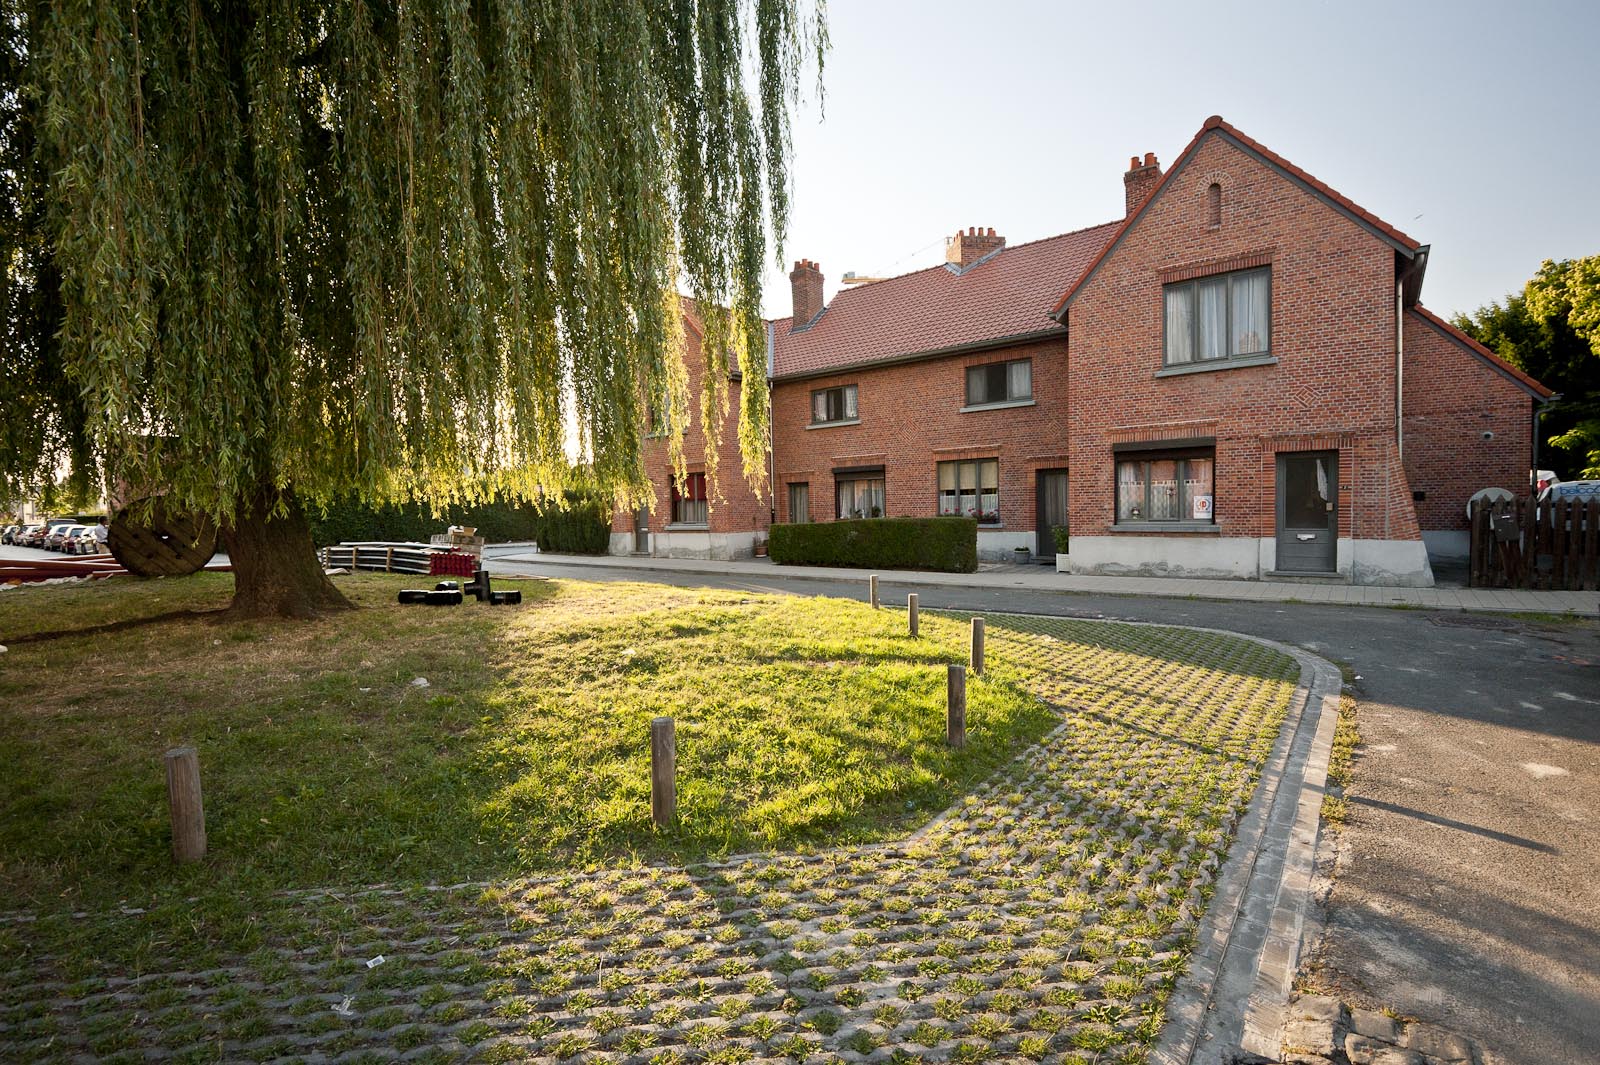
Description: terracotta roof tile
xmin=1409 ymin=305 xmax=1554 ymax=399
xmin=770 ymin=222 xmax=1119 ymax=379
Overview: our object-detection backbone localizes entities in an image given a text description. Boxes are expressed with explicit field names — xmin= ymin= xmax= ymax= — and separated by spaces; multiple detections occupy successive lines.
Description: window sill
xmin=1111 ymin=522 xmax=1220 ymax=533
xmin=1154 ymin=354 xmax=1277 ymax=378
xmin=664 ymin=523 xmax=710 ymax=531
xmin=959 ymin=398 xmax=1036 ymax=414
xmin=806 ymin=418 xmax=861 ymax=430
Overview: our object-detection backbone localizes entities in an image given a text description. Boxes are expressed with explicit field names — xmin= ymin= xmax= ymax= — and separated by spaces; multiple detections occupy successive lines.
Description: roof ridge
xmin=1052 ymin=115 xmax=1424 ymax=319
xmin=816 ymin=217 xmax=1123 ymax=314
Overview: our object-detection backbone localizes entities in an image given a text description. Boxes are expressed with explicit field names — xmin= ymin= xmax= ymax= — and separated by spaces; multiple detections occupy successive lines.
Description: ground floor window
xmin=836 ymin=472 xmax=885 ymax=519
xmin=937 ymin=459 xmax=1000 ymax=522
xmin=787 ymin=483 xmax=810 ymax=523
xmin=1116 ymin=452 xmax=1214 ymax=523
xmin=670 ymin=472 xmax=708 ymax=525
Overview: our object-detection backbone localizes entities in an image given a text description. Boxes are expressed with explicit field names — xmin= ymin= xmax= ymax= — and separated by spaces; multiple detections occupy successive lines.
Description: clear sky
xmin=758 ymin=0 xmax=1600 ymax=323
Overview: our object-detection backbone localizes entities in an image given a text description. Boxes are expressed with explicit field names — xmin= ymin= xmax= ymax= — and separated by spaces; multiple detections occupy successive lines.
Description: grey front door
xmin=1035 ymin=469 xmax=1069 ymax=558
xmin=1276 ymin=451 xmax=1337 ymax=573
xmin=633 ymin=507 xmax=650 ymax=553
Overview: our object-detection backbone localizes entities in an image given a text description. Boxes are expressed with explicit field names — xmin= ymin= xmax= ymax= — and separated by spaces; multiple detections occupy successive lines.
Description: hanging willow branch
xmin=0 ymin=0 xmax=823 ymax=519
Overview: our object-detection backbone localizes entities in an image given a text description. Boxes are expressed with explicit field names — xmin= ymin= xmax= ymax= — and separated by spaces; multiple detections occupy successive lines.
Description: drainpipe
xmin=1395 ymin=280 xmax=1405 ymax=461
xmin=1532 ymin=392 xmax=1561 ymax=487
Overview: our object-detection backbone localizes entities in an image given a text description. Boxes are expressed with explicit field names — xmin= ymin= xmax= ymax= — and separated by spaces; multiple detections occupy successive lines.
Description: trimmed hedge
xmin=309 ymin=491 xmax=610 ymax=554
xmin=768 ymin=517 xmax=978 ymax=573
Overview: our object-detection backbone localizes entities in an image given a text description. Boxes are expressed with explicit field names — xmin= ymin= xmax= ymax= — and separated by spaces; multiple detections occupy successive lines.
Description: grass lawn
xmin=1 ymin=576 xmax=1053 ymax=942
xmin=0 ymin=572 xmax=1299 ymax=1064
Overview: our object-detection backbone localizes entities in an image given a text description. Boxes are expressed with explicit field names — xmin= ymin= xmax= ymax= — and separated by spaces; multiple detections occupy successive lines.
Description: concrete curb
xmin=1149 ymin=636 xmax=1343 ymax=1065
xmin=484 ymin=551 xmax=1599 ymax=617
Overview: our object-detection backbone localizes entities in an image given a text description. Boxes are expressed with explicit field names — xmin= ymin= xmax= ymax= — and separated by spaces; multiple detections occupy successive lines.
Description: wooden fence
xmin=318 ymin=542 xmax=439 ymax=575
xmin=1468 ymin=496 xmax=1600 ymax=590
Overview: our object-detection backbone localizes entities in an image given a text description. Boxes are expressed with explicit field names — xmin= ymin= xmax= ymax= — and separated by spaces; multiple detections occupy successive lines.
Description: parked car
xmin=1 ymin=524 xmax=18 ymax=545
xmin=1539 ymin=479 xmax=1600 ymax=504
xmin=62 ymin=527 xmax=96 ymax=554
xmin=47 ymin=524 xmax=86 ymax=551
xmin=1533 ymin=480 xmax=1598 ymax=537
xmin=25 ymin=523 xmax=70 ymax=548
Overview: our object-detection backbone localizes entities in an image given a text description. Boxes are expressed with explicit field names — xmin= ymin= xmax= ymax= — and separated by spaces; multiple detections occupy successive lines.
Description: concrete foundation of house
xmin=1421 ymin=529 xmax=1470 ymax=562
xmin=1067 ymin=535 xmax=1435 ymax=586
xmin=608 ymin=530 xmax=759 ymax=561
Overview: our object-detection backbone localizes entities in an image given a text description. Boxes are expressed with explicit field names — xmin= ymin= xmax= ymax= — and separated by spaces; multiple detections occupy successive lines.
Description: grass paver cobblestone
xmin=1 ymin=591 xmax=1295 ymax=1063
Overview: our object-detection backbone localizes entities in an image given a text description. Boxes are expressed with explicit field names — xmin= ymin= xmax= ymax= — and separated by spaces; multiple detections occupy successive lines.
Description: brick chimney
xmin=945 ymin=226 xmax=1005 ymax=269
xmin=789 ymin=258 xmax=823 ymax=329
xmin=1124 ymin=152 xmax=1162 ymax=217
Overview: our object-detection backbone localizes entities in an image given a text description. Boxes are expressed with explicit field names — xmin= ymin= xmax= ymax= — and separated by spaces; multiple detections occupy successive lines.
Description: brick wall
xmin=1065 ymin=131 xmax=1423 ymax=545
xmin=610 ymin=317 xmax=772 ymax=539
xmin=1402 ymin=311 xmax=1536 ymax=532
xmin=771 ymin=336 xmax=1070 ymax=535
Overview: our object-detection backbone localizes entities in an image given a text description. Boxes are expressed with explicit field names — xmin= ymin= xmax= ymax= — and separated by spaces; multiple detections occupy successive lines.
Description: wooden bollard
xmin=907 ymin=593 xmax=919 ymax=637
xmin=971 ymin=617 xmax=985 ymax=676
xmin=947 ymin=664 xmax=967 ymax=748
xmin=164 ymin=747 xmax=206 ymax=864
xmin=869 ymin=574 xmax=880 ymax=610
xmin=651 ymin=716 xmax=676 ymax=827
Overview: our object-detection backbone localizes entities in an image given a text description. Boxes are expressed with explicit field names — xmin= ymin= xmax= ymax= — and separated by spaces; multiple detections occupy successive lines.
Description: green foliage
xmin=1050 ymin=525 xmax=1069 ymax=554
xmin=1 ymin=0 xmax=825 ymax=517
xmin=768 ymin=518 xmax=979 ymax=573
xmin=1453 ymin=256 xmax=1600 ymax=477
xmin=308 ymin=492 xmax=609 ymax=554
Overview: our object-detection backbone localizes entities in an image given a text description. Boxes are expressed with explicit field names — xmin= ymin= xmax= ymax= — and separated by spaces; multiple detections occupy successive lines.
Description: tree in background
xmin=1453 ymin=256 xmax=1600 ymax=479
xmin=0 ymin=0 xmax=823 ymax=616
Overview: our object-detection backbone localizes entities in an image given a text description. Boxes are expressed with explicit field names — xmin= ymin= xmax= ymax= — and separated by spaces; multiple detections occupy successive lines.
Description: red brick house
xmin=615 ymin=116 xmax=1551 ymax=583
xmin=607 ymin=302 xmax=771 ymax=560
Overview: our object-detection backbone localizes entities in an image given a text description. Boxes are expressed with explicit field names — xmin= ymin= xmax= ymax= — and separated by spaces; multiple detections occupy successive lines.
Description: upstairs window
xmin=937 ymin=459 xmax=1000 ymax=523
xmin=811 ymin=384 xmax=859 ymax=425
xmin=670 ymin=472 xmax=708 ymax=525
xmin=965 ymin=359 xmax=1032 ymax=407
xmin=1163 ymin=267 xmax=1270 ymax=366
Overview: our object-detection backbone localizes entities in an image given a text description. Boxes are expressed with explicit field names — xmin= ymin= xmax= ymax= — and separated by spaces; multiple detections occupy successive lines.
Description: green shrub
xmin=1051 ymin=525 xmax=1069 ymax=554
xmin=309 ymin=491 xmax=610 ymax=554
xmin=768 ymin=517 xmax=977 ymax=573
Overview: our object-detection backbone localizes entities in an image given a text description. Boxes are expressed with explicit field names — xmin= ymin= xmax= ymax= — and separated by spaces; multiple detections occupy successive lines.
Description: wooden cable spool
xmin=108 ymin=499 xmax=219 ymax=577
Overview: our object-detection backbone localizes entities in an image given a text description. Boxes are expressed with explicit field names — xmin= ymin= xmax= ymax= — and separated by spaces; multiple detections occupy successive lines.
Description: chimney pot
xmin=1129 ymin=155 xmax=1140 ymax=171
xmin=789 ymin=258 xmax=824 ymax=329
xmin=1123 ymin=150 xmax=1164 ymax=217
xmin=944 ymin=225 xmax=1006 ymax=269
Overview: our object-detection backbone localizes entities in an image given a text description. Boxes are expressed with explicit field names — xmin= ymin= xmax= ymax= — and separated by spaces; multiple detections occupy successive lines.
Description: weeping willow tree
xmin=0 ymin=0 xmax=823 ymax=616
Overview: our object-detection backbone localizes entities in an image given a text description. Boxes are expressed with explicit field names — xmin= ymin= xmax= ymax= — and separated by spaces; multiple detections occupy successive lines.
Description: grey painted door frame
xmin=1035 ymin=469 xmax=1069 ymax=559
xmin=1275 ymin=450 xmax=1338 ymax=573
xmin=633 ymin=507 xmax=650 ymax=553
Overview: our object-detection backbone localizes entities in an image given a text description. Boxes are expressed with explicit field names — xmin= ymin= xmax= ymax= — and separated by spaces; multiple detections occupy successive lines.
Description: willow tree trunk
xmin=221 ymin=491 xmax=352 ymax=619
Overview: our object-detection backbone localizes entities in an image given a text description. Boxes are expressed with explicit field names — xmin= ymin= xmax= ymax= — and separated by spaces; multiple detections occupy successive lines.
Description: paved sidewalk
xmin=486 ymin=550 xmax=1599 ymax=617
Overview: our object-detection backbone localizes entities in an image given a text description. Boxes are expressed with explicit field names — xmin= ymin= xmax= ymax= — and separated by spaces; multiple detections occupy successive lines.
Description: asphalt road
xmin=487 ymin=558 xmax=1600 ymax=1065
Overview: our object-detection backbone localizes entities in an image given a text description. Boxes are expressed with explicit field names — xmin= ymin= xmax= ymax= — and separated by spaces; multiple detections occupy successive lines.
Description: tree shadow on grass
xmin=0 ymin=576 xmax=1298 ymax=980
